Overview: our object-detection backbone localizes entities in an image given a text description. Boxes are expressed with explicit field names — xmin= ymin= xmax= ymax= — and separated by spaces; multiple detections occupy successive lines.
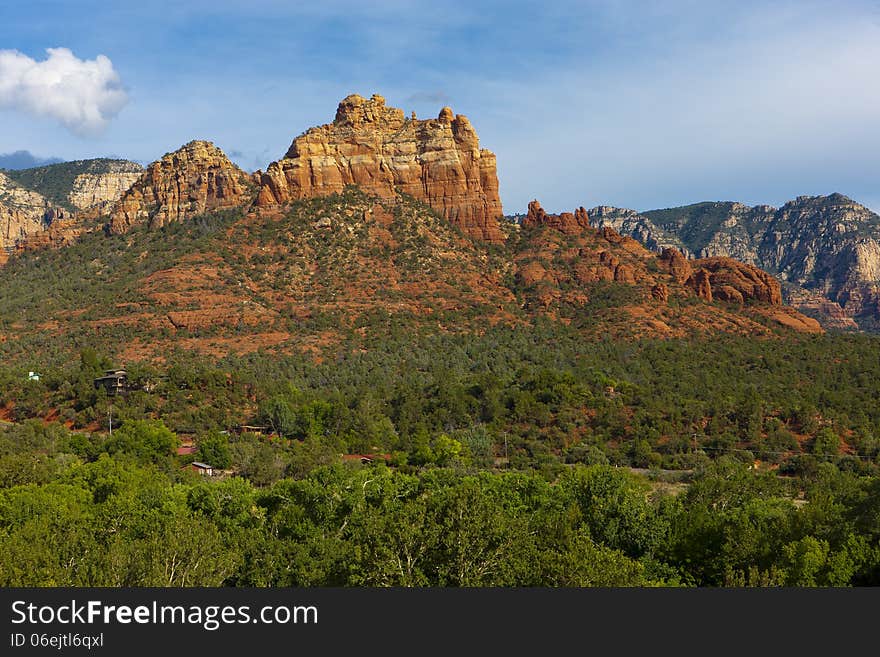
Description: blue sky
xmin=1 ymin=0 xmax=878 ymax=214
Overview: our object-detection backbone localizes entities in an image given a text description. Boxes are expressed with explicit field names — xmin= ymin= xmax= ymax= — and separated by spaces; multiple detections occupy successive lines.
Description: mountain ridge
xmin=0 ymin=93 xmax=837 ymax=357
xmin=580 ymin=194 xmax=880 ymax=330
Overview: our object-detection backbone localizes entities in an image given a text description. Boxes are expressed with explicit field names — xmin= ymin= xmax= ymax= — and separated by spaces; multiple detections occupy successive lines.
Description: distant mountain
xmin=0 ymin=150 xmax=63 ymax=170
xmin=4 ymin=159 xmax=144 ymax=211
xmin=584 ymin=194 xmax=880 ymax=331
xmin=587 ymin=206 xmax=690 ymax=256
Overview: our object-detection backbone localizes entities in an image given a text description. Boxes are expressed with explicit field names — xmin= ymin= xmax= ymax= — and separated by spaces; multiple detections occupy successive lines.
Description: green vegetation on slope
xmin=1 ymin=191 xmax=879 ymax=587
xmin=3 ymin=330 xmax=880 ymax=478
xmin=3 ymin=158 xmax=143 ymax=210
xmin=643 ymin=202 xmax=738 ymax=253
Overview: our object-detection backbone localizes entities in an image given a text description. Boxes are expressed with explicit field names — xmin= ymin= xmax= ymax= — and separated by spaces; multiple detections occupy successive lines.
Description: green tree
xmin=813 ymin=428 xmax=840 ymax=457
xmin=104 ymin=419 xmax=178 ymax=466
xmin=196 ymin=431 xmax=232 ymax=469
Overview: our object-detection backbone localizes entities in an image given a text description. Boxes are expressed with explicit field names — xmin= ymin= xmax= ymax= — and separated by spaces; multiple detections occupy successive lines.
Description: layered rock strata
xmin=256 ymin=94 xmax=505 ymax=243
xmin=108 ymin=141 xmax=253 ymax=234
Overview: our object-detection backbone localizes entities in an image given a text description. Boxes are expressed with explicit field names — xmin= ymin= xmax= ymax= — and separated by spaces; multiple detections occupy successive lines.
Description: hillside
xmin=0 ymin=188 xmax=521 ymax=365
xmin=0 ymin=189 xmax=824 ymax=371
xmin=512 ymin=201 xmax=820 ymax=338
xmin=0 ymin=95 xmax=823 ymax=364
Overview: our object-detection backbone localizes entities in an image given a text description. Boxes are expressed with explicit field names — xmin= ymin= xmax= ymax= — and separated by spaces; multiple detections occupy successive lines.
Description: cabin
xmin=342 ymin=453 xmax=391 ymax=465
xmin=94 ymin=369 xmax=128 ymax=396
xmin=188 ymin=461 xmax=215 ymax=476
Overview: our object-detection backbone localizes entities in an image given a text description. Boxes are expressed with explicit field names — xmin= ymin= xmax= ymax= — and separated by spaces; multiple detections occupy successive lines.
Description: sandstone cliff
xmin=14 ymin=219 xmax=82 ymax=254
xmin=3 ymin=158 xmax=144 ymax=212
xmin=256 ymin=94 xmax=505 ymax=243
xmin=0 ymin=172 xmax=64 ymax=249
xmin=67 ymin=164 xmax=143 ymax=211
xmin=108 ymin=141 xmax=253 ymax=235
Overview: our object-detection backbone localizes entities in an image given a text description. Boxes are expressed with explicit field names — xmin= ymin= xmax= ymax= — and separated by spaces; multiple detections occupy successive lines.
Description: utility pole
xmin=108 ymin=409 xmax=113 ymax=435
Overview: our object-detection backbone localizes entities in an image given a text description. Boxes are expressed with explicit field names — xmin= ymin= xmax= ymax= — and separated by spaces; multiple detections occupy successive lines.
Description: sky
xmin=1 ymin=0 xmax=878 ymax=214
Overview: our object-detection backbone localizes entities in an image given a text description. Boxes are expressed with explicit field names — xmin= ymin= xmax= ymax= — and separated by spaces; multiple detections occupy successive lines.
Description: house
xmin=94 ymin=369 xmax=128 ymax=396
xmin=342 ymin=453 xmax=391 ymax=465
xmin=188 ymin=461 xmax=215 ymax=476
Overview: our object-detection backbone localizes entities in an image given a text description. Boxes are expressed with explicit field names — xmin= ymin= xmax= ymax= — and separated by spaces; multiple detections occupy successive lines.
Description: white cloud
xmin=0 ymin=47 xmax=128 ymax=136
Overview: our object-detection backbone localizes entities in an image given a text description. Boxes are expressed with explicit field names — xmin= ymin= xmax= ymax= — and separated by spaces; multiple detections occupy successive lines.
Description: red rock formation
xmin=0 ymin=172 xmax=60 ymax=249
xmin=688 ymin=269 xmax=713 ymax=301
xmin=714 ymin=285 xmax=745 ymax=304
xmin=523 ymin=200 xmax=589 ymax=235
xmin=690 ymin=257 xmax=783 ymax=305
xmin=522 ymin=203 xmax=791 ymax=311
xmin=256 ymin=94 xmax=505 ymax=243
xmin=659 ymin=248 xmax=693 ymax=284
xmin=522 ymin=200 xmax=549 ymax=229
xmin=651 ymin=283 xmax=669 ymax=302
xmin=15 ymin=219 xmax=81 ymax=253
xmin=108 ymin=140 xmax=253 ymax=235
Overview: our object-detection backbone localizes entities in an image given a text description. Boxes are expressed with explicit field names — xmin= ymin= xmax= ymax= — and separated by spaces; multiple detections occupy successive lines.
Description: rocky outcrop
xmin=68 ymin=167 xmax=142 ymax=211
xmin=0 ymin=172 xmax=61 ymax=249
xmin=514 ymin=201 xmax=821 ymax=335
xmin=256 ymin=94 xmax=504 ymax=243
xmin=523 ymin=200 xmax=590 ymax=235
xmin=14 ymin=219 xmax=82 ymax=253
xmin=659 ymin=247 xmax=693 ymax=284
xmin=659 ymin=247 xmax=783 ymax=305
xmin=651 ymin=283 xmax=669 ymax=302
xmin=688 ymin=269 xmax=713 ymax=302
xmin=108 ymin=141 xmax=253 ymax=235
xmin=688 ymin=256 xmax=783 ymax=305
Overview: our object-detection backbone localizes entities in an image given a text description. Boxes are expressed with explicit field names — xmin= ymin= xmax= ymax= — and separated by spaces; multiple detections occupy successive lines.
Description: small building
xmin=27 ymin=371 xmax=40 ymax=381
xmin=342 ymin=453 xmax=391 ymax=465
xmin=188 ymin=461 xmax=215 ymax=476
xmin=94 ymin=369 xmax=128 ymax=396
xmin=232 ymin=424 xmax=270 ymax=436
